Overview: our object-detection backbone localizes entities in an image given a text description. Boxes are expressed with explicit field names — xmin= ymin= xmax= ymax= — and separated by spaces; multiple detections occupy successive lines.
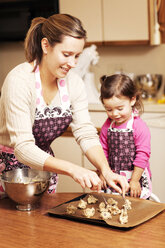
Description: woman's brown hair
xmin=100 ymin=74 xmax=144 ymax=115
xmin=24 ymin=13 xmax=87 ymax=67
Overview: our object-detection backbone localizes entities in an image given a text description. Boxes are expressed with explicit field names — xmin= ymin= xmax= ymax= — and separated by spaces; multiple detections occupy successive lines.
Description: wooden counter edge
xmin=62 ymin=127 xmax=101 ymax=137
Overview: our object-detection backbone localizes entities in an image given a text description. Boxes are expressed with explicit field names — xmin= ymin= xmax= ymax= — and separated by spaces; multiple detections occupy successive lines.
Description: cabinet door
xmin=103 ymin=0 xmax=149 ymax=43
xmin=51 ymin=137 xmax=83 ymax=193
xmin=158 ymin=0 xmax=165 ymax=43
xmin=59 ymin=0 xmax=102 ymax=42
xmin=149 ymin=126 xmax=165 ymax=203
xmin=142 ymin=113 xmax=165 ymax=203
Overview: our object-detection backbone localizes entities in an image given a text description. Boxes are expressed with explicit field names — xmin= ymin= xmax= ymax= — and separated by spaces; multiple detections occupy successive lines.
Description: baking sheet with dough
xmin=48 ymin=193 xmax=165 ymax=228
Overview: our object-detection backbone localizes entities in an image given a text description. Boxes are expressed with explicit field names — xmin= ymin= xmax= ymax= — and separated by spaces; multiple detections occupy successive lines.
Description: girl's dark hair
xmin=24 ymin=13 xmax=87 ymax=66
xmin=100 ymin=74 xmax=144 ymax=115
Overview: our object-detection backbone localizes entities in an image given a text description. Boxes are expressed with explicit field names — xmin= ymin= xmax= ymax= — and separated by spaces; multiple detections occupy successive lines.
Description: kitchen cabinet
xmin=51 ymin=136 xmax=83 ymax=193
xmin=141 ymin=112 xmax=165 ymax=203
xmin=51 ymin=135 xmax=97 ymax=193
xmin=158 ymin=0 xmax=165 ymax=43
xmin=59 ymin=0 xmax=102 ymax=43
xmin=103 ymin=0 xmax=149 ymax=44
xmin=59 ymin=0 xmax=158 ymax=45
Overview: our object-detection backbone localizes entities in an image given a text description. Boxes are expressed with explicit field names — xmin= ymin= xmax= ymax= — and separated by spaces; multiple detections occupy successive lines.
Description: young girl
xmin=99 ymin=74 xmax=152 ymax=199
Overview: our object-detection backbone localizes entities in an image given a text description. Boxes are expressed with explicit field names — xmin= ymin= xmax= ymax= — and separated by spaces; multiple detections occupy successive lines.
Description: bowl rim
xmin=0 ymin=168 xmax=51 ymax=184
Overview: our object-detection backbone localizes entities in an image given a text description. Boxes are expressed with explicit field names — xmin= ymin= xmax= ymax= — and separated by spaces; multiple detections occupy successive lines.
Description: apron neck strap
xmin=110 ymin=113 xmax=134 ymax=129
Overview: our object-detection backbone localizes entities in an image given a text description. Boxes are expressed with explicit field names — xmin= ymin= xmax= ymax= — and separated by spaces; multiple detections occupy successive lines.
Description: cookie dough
xmin=83 ymin=207 xmax=95 ymax=218
xmin=100 ymin=211 xmax=112 ymax=220
xmin=66 ymin=204 xmax=77 ymax=215
xmin=119 ymin=208 xmax=128 ymax=224
xmin=87 ymin=195 xmax=98 ymax=204
xmin=78 ymin=199 xmax=87 ymax=209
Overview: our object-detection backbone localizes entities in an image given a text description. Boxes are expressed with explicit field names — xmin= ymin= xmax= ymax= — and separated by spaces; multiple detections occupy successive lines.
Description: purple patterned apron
xmin=0 ymin=65 xmax=72 ymax=197
xmin=106 ymin=114 xmax=152 ymax=199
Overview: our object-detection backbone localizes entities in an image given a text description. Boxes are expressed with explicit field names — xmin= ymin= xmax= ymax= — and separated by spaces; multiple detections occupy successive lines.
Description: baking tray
xmin=47 ymin=193 xmax=165 ymax=228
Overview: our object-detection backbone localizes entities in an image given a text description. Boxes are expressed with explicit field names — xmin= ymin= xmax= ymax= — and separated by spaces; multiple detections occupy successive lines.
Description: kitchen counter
xmin=0 ymin=193 xmax=165 ymax=248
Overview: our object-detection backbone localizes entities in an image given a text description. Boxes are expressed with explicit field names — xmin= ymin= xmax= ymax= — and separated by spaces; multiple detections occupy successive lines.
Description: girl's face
xmin=42 ymin=35 xmax=85 ymax=79
xmin=103 ymin=95 xmax=136 ymax=125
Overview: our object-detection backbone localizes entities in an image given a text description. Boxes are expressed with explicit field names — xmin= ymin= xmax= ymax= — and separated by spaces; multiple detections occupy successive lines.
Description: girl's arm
xmin=133 ymin=117 xmax=151 ymax=171
xmin=131 ymin=117 xmax=151 ymax=197
xmin=129 ymin=166 xmax=144 ymax=197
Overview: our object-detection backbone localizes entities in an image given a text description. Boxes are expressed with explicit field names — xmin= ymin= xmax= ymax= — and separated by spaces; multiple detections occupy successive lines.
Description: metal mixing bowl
xmin=0 ymin=168 xmax=51 ymax=211
xmin=134 ymin=74 xmax=163 ymax=100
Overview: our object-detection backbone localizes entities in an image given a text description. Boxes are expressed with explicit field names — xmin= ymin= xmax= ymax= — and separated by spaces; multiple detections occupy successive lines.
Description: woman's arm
xmin=1 ymin=64 xmax=52 ymax=169
xmin=43 ymin=155 xmax=102 ymax=191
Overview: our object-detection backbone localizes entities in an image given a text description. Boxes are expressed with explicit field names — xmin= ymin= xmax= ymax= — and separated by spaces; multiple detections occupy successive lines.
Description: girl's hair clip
xmin=100 ymin=75 xmax=107 ymax=84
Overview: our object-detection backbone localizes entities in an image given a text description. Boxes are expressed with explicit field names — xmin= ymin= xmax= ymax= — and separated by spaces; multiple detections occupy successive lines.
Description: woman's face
xmin=42 ymin=35 xmax=85 ymax=79
xmin=103 ymin=95 xmax=136 ymax=125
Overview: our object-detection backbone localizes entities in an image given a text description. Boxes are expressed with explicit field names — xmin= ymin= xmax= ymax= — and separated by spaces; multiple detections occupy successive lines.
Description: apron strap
xmin=57 ymin=78 xmax=70 ymax=108
xmin=127 ymin=113 xmax=134 ymax=129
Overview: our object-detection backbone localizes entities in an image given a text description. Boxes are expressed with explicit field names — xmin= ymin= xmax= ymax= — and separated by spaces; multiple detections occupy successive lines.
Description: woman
xmin=0 ymin=14 xmax=129 ymax=196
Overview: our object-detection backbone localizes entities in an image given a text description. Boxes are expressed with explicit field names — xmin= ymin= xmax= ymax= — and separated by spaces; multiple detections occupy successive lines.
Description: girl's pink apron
xmin=0 ymin=65 xmax=72 ymax=198
xmin=106 ymin=114 xmax=152 ymax=199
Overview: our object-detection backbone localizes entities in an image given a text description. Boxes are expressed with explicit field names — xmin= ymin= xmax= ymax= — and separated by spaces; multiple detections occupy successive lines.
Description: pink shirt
xmin=100 ymin=115 xmax=151 ymax=177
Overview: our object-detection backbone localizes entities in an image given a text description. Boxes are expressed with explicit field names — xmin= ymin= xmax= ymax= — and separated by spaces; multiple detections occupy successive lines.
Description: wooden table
xmin=0 ymin=193 xmax=165 ymax=248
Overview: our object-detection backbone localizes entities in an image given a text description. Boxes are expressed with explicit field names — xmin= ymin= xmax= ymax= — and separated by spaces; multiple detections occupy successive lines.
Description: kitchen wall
xmin=0 ymin=42 xmax=25 ymax=89
xmin=1 ymin=42 xmax=165 ymax=92
xmin=91 ymin=44 xmax=165 ymax=92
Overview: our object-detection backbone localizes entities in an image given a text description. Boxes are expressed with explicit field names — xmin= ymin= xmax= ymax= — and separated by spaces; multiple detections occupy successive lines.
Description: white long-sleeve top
xmin=0 ymin=62 xmax=100 ymax=170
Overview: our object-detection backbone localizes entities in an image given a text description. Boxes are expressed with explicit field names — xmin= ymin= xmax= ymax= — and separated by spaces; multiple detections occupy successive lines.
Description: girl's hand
xmin=129 ymin=179 xmax=141 ymax=197
xmin=71 ymin=167 xmax=102 ymax=192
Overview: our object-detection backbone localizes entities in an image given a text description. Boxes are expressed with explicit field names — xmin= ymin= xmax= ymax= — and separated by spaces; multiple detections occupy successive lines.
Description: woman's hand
xmin=84 ymin=146 xmax=129 ymax=195
xmin=129 ymin=180 xmax=141 ymax=197
xmin=71 ymin=166 xmax=102 ymax=191
xmin=44 ymin=156 xmax=102 ymax=191
xmin=101 ymin=169 xmax=129 ymax=196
